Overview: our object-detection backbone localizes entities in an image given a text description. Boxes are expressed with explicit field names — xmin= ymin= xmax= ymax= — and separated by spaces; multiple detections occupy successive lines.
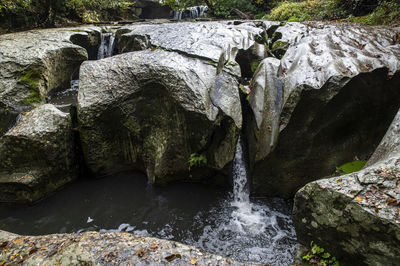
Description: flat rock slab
xmin=117 ymin=21 xmax=266 ymax=64
xmin=0 ymin=230 xmax=252 ymax=265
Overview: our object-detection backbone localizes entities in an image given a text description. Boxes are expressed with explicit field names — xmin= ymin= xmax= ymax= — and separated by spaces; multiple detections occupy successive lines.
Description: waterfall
xmin=231 ymin=134 xmax=266 ymax=235
xmin=173 ymin=6 xmax=208 ymax=20
xmin=97 ymin=33 xmax=115 ymax=60
xmin=232 ymin=134 xmax=250 ymax=203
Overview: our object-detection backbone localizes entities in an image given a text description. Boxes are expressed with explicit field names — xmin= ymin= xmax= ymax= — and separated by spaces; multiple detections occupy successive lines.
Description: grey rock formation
xmin=293 ymin=109 xmax=400 ymax=265
xmin=247 ymin=22 xmax=400 ymax=198
xmin=366 ymin=110 xmax=400 ymax=167
xmin=0 ymin=104 xmax=77 ymax=203
xmin=0 ymin=26 xmax=101 ymax=136
xmin=0 ymin=230 xmax=251 ymax=265
xmin=78 ymin=49 xmax=240 ymax=184
xmin=116 ymin=21 xmax=266 ymax=67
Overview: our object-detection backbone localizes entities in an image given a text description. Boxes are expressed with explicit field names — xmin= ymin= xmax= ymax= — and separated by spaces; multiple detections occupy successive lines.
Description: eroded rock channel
xmin=0 ymin=20 xmax=399 ymax=265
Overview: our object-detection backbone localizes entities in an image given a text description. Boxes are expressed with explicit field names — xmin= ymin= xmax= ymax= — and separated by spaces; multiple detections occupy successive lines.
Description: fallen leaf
xmin=370 ymin=185 xmax=378 ymax=193
xmin=165 ymin=254 xmax=176 ymax=262
xmin=0 ymin=242 xmax=8 ymax=248
xmin=356 ymin=196 xmax=363 ymax=203
xmin=336 ymin=178 xmax=343 ymax=183
xmin=191 ymin=259 xmax=197 ymax=264
xmin=29 ymin=248 xmax=38 ymax=255
xmin=349 ymin=190 xmax=357 ymax=194
xmin=150 ymin=244 xmax=158 ymax=250
xmin=136 ymin=248 xmax=145 ymax=257
xmin=12 ymin=238 xmax=24 ymax=245
xmin=387 ymin=198 xmax=397 ymax=206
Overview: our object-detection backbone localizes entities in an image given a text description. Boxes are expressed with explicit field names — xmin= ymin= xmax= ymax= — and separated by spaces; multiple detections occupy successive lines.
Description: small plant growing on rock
xmin=189 ymin=153 xmax=207 ymax=167
xmin=302 ymin=241 xmax=339 ymax=266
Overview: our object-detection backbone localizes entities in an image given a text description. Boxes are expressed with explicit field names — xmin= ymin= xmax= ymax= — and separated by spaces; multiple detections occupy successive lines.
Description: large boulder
xmin=115 ymin=21 xmax=267 ymax=67
xmin=0 ymin=27 xmax=101 ymax=136
xmin=246 ymin=22 xmax=400 ymax=198
xmin=78 ymin=49 xmax=240 ymax=184
xmin=78 ymin=21 xmax=279 ymax=184
xmin=292 ymin=109 xmax=400 ymax=266
xmin=0 ymin=230 xmax=249 ymax=265
xmin=0 ymin=104 xmax=78 ymax=203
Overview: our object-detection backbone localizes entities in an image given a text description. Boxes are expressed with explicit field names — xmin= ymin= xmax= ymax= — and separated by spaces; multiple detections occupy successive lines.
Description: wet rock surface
xmin=0 ymin=230 xmax=250 ymax=265
xmin=292 ymin=109 xmax=400 ymax=265
xmin=0 ymin=104 xmax=77 ymax=203
xmin=293 ymin=108 xmax=400 ymax=265
xmin=248 ymin=22 xmax=400 ymax=198
xmin=116 ymin=21 xmax=267 ymax=65
xmin=0 ymin=26 xmax=101 ymax=136
xmin=78 ymin=48 xmax=240 ymax=184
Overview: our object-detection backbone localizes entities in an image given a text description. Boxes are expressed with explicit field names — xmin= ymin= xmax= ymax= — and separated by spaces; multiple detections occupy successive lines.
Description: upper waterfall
xmin=173 ymin=6 xmax=208 ymax=20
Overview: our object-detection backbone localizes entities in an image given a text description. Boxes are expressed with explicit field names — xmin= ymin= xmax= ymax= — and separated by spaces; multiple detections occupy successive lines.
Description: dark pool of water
xmin=0 ymin=172 xmax=297 ymax=264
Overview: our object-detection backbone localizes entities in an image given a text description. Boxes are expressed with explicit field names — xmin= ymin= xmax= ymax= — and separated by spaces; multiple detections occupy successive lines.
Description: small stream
xmin=0 ymin=135 xmax=297 ymax=265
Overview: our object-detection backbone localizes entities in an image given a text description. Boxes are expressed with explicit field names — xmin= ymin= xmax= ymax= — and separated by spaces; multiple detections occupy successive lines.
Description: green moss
xmin=79 ymin=129 xmax=88 ymax=142
xmin=19 ymin=68 xmax=43 ymax=105
xmin=333 ymin=160 xmax=367 ymax=176
xmin=250 ymin=60 xmax=261 ymax=73
xmin=69 ymin=29 xmax=86 ymax=32
xmin=272 ymin=41 xmax=289 ymax=51
xmin=239 ymin=85 xmax=248 ymax=95
xmin=123 ymin=117 xmax=141 ymax=136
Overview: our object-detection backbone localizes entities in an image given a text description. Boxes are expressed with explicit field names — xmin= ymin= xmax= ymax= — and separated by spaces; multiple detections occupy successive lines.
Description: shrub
xmin=348 ymin=0 xmax=400 ymax=25
xmin=189 ymin=153 xmax=207 ymax=167
xmin=265 ymin=0 xmax=348 ymax=21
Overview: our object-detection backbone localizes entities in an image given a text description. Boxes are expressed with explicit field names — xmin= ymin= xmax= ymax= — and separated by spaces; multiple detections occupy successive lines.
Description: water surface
xmin=0 ymin=171 xmax=297 ymax=264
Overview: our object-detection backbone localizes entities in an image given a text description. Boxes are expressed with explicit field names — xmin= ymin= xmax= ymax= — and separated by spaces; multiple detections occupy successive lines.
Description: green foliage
xmin=0 ymin=0 xmax=134 ymax=29
xmin=266 ymin=0 xmax=348 ymax=21
xmin=348 ymin=0 xmax=400 ymax=25
xmin=302 ymin=241 xmax=339 ymax=266
xmin=189 ymin=153 xmax=207 ymax=167
xmin=161 ymin=0 xmax=274 ymax=18
xmin=333 ymin=160 xmax=367 ymax=176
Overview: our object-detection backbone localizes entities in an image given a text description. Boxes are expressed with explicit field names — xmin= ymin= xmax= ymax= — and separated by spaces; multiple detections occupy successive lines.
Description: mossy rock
xmin=271 ymin=41 xmax=289 ymax=59
xmin=18 ymin=68 xmax=43 ymax=105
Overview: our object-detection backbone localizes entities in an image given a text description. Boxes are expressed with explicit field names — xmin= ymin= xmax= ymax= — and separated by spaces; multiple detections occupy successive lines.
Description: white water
xmin=191 ymin=134 xmax=297 ymax=264
xmin=101 ymin=135 xmax=297 ymax=264
xmin=97 ymin=33 xmax=115 ymax=59
xmin=173 ymin=6 xmax=208 ymax=20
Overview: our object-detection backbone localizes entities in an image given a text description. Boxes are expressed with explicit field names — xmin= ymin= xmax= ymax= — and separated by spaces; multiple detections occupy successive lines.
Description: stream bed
xmin=0 ymin=171 xmax=297 ymax=265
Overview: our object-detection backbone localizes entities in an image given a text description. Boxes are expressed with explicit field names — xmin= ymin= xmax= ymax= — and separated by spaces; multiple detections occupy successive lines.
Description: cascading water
xmin=173 ymin=6 xmax=208 ymax=20
xmin=185 ymin=135 xmax=297 ymax=264
xmin=0 ymin=136 xmax=297 ymax=265
xmin=97 ymin=32 xmax=115 ymax=59
xmin=49 ymin=33 xmax=115 ymax=106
